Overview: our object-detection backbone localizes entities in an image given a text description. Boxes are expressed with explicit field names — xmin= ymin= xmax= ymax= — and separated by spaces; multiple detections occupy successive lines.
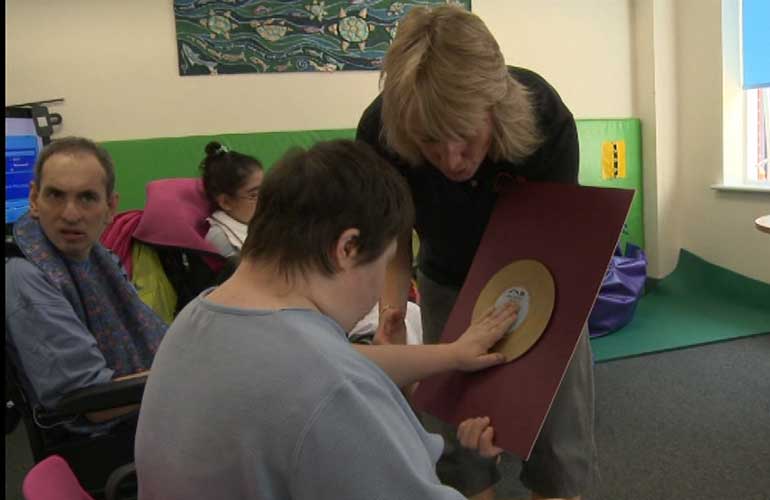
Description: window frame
xmin=744 ymin=87 xmax=768 ymax=186
xmin=714 ymin=0 xmax=770 ymax=193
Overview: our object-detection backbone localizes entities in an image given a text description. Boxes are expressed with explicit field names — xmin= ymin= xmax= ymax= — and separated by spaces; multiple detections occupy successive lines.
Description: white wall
xmin=474 ymin=0 xmax=634 ymax=118
xmin=630 ymin=0 xmax=666 ymax=277
xmin=673 ymin=0 xmax=770 ymax=284
xmin=5 ymin=1 xmax=380 ymax=140
xmin=5 ymin=0 xmax=634 ymax=142
xmin=6 ymin=0 xmax=768 ymax=282
xmin=647 ymin=0 xmax=686 ymax=278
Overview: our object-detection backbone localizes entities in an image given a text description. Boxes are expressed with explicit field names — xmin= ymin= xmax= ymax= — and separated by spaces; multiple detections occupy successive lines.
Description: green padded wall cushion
xmin=576 ymin=118 xmax=644 ymax=249
xmin=102 ymin=129 xmax=355 ymax=212
xmin=101 ymin=119 xmax=643 ymax=249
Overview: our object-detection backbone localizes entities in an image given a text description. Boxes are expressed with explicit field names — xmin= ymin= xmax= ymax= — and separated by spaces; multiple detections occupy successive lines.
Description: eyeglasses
xmin=237 ymin=189 xmax=260 ymax=201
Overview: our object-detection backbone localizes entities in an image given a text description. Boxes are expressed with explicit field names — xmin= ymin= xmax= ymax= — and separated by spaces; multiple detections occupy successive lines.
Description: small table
xmin=755 ymin=215 xmax=770 ymax=235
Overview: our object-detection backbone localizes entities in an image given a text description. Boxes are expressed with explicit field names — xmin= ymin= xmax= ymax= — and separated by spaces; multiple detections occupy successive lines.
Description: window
xmin=741 ymin=0 xmax=769 ymax=186
xmin=717 ymin=0 xmax=769 ymax=191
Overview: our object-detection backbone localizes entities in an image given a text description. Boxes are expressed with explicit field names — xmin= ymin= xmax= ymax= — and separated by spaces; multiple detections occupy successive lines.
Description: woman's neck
xmin=207 ymin=259 xmax=320 ymax=312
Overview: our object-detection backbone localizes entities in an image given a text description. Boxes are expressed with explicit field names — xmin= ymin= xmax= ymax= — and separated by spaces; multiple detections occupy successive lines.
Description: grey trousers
xmin=417 ymin=270 xmax=598 ymax=498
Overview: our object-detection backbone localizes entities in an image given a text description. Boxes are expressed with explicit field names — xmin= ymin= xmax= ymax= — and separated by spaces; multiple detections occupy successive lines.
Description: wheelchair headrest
xmin=133 ymin=178 xmax=219 ymax=255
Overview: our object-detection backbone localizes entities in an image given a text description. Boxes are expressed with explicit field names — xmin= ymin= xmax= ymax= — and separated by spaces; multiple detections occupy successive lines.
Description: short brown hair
xmin=380 ymin=4 xmax=543 ymax=166
xmin=241 ymin=139 xmax=414 ymax=279
xmin=34 ymin=137 xmax=116 ymax=196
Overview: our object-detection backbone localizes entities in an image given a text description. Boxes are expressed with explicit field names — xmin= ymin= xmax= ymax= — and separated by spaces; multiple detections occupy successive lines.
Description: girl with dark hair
xmin=199 ymin=141 xmax=264 ymax=257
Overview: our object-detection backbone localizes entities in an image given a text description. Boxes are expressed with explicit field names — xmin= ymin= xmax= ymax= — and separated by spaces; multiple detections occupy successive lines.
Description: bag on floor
xmin=589 ymin=243 xmax=647 ymax=338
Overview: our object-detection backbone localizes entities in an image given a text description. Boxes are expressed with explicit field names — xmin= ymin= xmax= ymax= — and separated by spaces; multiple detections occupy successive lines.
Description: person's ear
xmin=217 ymin=193 xmax=233 ymax=212
xmin=106 ymin=192 xmax=120 ymax=225
xmin=335 ymin=228 xmax=361 ymax=271
xmin=28 ymin=181 xmax=40 ymax=218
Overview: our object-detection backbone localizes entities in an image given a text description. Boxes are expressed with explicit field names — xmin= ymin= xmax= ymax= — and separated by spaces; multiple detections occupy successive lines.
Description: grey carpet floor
xmin=6 ymin=334 xmax=770 ymax=500
xmin=497 ymin=333 xmax=770 ymax=500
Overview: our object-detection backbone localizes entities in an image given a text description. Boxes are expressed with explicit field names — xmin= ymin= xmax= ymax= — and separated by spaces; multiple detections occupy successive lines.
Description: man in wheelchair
xmin=5 ymin=136 xmax=167 ymax=431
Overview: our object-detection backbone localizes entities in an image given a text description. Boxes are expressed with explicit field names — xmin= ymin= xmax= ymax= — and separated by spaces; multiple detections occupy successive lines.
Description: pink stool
xmin=22 ymin=455 xmax=94 ymax=500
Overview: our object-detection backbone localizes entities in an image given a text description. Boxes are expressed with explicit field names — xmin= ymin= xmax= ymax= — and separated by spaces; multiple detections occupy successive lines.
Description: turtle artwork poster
xmin=174 ymin=1 xmax=472 ymax=75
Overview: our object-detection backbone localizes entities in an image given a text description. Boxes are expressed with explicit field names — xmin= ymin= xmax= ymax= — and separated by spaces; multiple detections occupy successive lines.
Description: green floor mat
xmin=590 ymin=249 xmax=770 ymax=362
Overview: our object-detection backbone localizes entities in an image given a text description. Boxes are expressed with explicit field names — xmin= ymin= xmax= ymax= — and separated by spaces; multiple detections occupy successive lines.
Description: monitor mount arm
xmin=6 ymin=98 xmax=65 ymax=138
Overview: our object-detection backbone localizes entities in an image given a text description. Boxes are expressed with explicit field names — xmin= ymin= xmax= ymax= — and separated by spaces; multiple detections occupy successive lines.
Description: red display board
xmin=412 ymin=182 xmax=634 ymax=459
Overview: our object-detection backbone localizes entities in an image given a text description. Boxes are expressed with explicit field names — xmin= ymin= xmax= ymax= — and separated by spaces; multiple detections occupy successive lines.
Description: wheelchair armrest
xmin=105 ymin=462 xmax=137 ymax=500
xmin=55 ymin=375 xmax=147 ymax=415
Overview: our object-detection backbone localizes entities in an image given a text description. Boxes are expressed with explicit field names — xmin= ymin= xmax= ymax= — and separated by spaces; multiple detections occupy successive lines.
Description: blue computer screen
xmin=6 ymin=114 xmax=44 ymax=224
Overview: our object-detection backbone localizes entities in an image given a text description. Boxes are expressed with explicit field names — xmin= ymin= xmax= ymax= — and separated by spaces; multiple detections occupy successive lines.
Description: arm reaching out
xmin=354 ymin=302 xmax=518 ymax=387
xmin=374 ymin=228 xmax=414 ymax=345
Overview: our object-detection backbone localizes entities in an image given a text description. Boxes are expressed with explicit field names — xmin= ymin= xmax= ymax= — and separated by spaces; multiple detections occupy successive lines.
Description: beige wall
xmin=651 ymin=0 xmax=685 ymax=278
xmin=5 ymin=0 xmax=768 ymax=282
xmin=672 ymin=0 xmax=770 ymax=283
xmin=5 ymin=1 xmax=380 ymax=140
xmin=475 ymin=0 xmax=634 ymax=118
xmin=629 ymin=1 xmax=652 ymax=278
xmin=624 ymin=0 xmax=768 ymax=283
xmin=5 ymin=0 xmax=634 ymax=141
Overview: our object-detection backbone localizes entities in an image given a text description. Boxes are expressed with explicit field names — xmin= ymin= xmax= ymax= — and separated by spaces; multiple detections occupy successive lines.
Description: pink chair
xmin=133 ymin=177 xmax=220 ymax=259
xmin=132 ymin=177 xmax=228 ymax=309
xmin=22 ymin=455 xmax=94 ymax=500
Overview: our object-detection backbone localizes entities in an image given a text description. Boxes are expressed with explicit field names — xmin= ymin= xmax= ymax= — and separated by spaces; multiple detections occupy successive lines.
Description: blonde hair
xmin=380 ymin=5 xmax=543 ymax=166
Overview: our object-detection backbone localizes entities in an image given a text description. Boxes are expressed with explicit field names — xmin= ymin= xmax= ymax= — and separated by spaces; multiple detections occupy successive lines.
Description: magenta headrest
xmin=133 ymin=178 xmax=219 ymax=255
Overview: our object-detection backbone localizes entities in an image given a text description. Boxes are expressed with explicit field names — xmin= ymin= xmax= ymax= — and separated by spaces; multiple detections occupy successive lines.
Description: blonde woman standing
xmin=356 ymin=5 xmax=595 ymax=500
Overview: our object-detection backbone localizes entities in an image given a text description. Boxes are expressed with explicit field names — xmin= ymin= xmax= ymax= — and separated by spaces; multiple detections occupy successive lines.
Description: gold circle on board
xmin=471 ymin=259 xmax=555 ymax=362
